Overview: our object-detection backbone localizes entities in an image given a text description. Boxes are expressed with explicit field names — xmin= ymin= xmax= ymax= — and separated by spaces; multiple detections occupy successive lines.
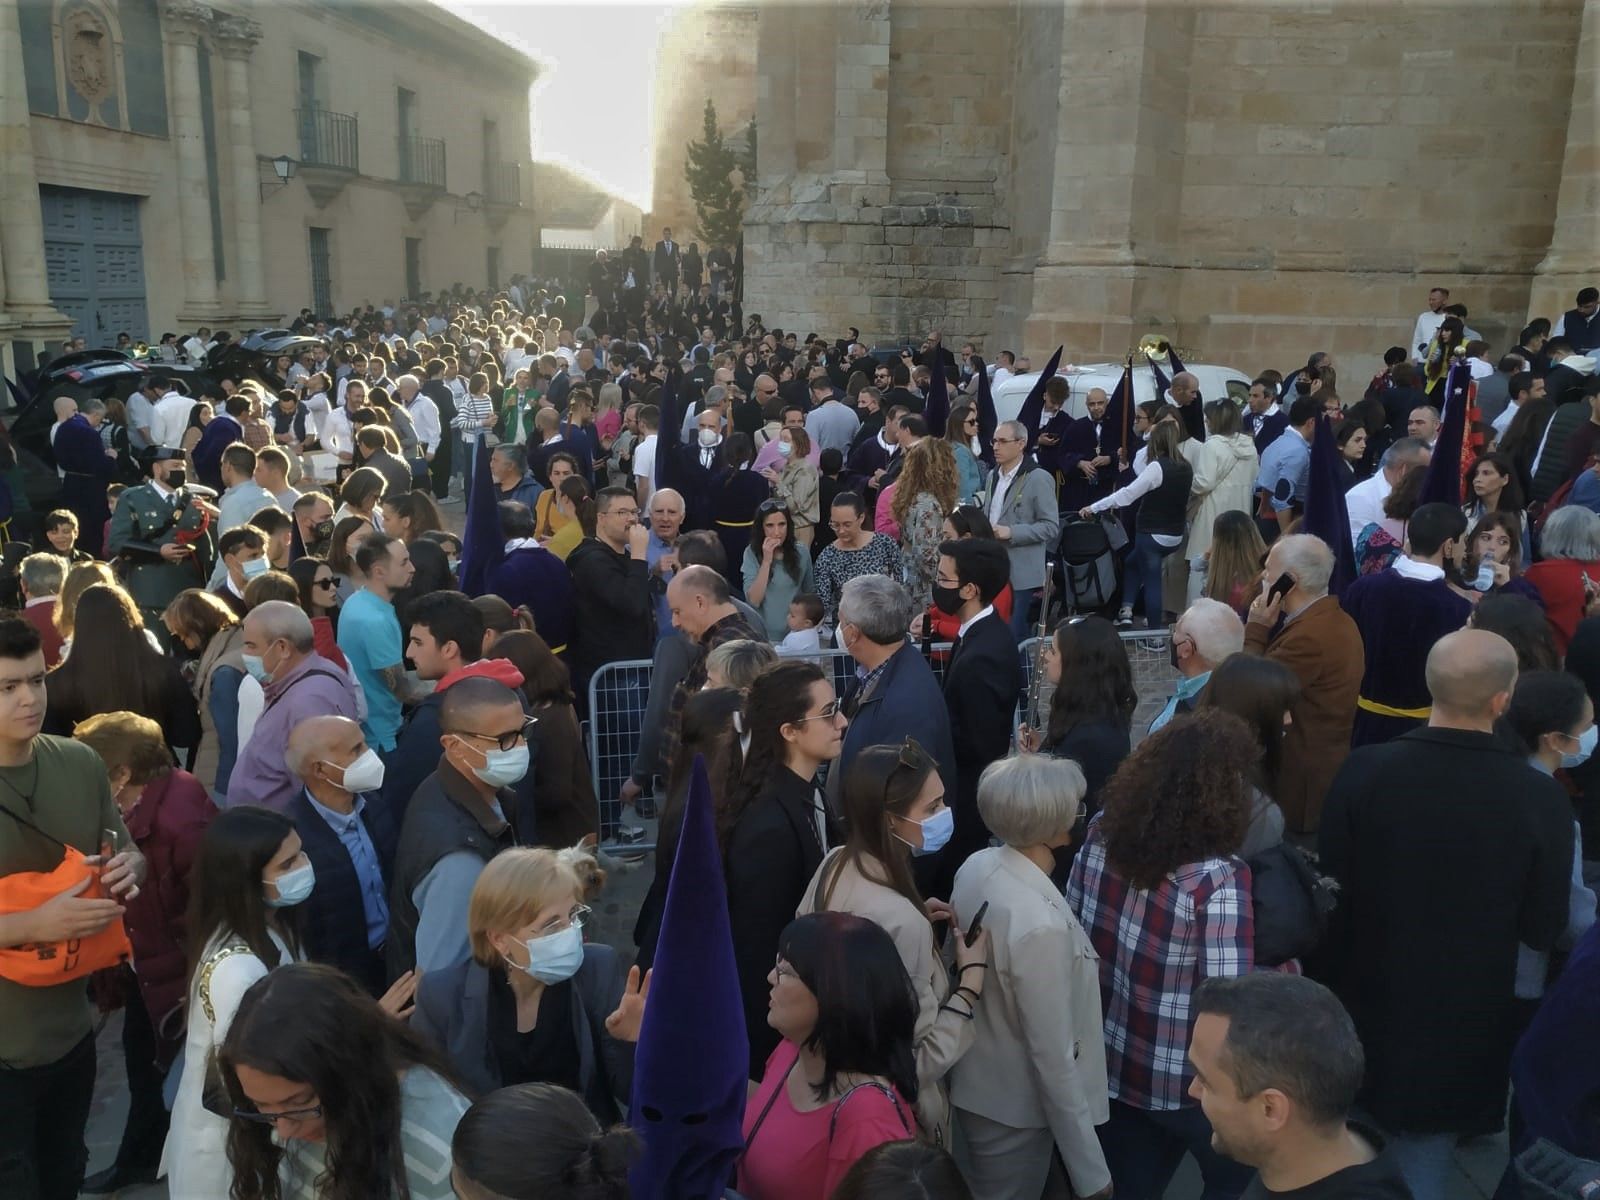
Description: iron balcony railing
xmin=296 ymin=108 xmax=359 ymax=172
xmin=398 ymin=134 xmax=446 ymax=188
xmin=485 ymin=160 xmax=520 ymax=206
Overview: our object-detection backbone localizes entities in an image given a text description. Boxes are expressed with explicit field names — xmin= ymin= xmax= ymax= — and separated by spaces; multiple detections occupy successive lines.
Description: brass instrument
xmin=1137 ymin=332 xmax=1170 ymax=360
xmin=1024 ymin=556 xmax=1055 ymax=745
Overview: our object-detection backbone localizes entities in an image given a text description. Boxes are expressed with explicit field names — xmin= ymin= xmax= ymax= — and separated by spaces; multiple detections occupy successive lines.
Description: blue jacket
xmin=834 ymin=641 xmax=956 ymax=802
xmin=496 ymin=471 xmax=544 ymax=511
xmin=191 ymin=414 xmax=244 ymax=492
xmin=487 ymin=546 xmax=575 ymax=653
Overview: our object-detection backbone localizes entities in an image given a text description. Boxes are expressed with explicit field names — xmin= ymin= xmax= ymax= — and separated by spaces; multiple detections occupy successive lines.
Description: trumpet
xmin=1022 ymin=557 xmax=1055 ymax=747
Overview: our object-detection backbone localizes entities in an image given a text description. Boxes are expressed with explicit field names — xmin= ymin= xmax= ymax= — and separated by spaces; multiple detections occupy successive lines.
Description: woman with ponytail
xmin=725 ymin=660 xmax=846 ymax=1077
xmin=546 ymin=476 xmax=594 ymax=562
xmin=450 ymin=1083 xmax=638 ymax=1200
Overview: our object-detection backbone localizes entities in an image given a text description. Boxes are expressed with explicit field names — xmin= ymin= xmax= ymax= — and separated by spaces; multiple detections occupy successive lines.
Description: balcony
xmin=296 ymin=108 xmax=360 ymax=172
xmin=485 ymin=161 xmax=521 ymax=207
xmin=398 ymin=135 xmax=446 ymax=189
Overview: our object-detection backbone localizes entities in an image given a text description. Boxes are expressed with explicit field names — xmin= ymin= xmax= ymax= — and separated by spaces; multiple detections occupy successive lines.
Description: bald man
xmin=1059 ymin=385 xmax=1119 ymax=510
xmin=658 ymin=564 xmax=764 ymax=771
xmin=387 ymin=676 xmax=529 ymax=976
xmin=647 ymin=488 xmax=687 ymax=638
xmin=286 ymin=714 xmax=398 ymax=995
xmin=1318 ymin=627 xmax=1573 ymax=1198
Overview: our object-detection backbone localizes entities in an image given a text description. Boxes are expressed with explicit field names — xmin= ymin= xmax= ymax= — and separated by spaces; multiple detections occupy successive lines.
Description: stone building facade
xmin=743 ymin=0 xmax=1600 ymax=376
xmin=647 ymin=1 xmax=758 ymax=243
xmin=1 ymin=0 xmax=539 ymax=379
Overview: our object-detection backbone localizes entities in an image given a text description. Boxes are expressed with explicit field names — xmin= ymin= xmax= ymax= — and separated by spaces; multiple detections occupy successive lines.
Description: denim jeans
xmin=1386 ymin=1131 xmax=1457 ymax=1200
xmin=1125 ymin=533 xmax=1179 ymax=629
xmin=1097 ymin=1099 xmax=1254 ymax=1200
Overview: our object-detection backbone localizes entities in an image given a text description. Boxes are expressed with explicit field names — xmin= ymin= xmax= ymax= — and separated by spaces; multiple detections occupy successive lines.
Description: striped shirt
xmin=279 ymin=1067 xmax=468 ymax=1199
xmin=450 ymin=391 xmax=496 ymax=443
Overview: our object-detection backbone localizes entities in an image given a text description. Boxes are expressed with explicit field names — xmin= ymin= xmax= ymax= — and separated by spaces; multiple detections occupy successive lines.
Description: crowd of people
xmin=1 ymin=271 xmax=1599 ymax=1200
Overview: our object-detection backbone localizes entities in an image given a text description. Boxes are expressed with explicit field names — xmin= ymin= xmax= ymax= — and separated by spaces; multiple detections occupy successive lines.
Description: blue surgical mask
xmin=266 ymin=861 xmax=315 ymax=908
xmin=241 ymin=557 xmax=270 ymax=580
xmin=241 ymin=653 xmax=273 ymax=684
xmin=519 ymin=922 xmax=585 ymax=984
xmin=1562 ymin=725 xmax=1598 ymax=770
xmin=896 ymin=807 xmax=954 ymax=857
xmin=469 ymin=743 xmax=530 ymax=789
xmin=776 ymin=440 xmax=793 ymax=457
xmin=448 ymin=557 xmax=461 ymax=575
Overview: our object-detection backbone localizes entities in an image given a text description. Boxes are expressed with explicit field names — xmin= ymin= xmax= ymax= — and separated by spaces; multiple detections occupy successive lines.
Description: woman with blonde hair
xmin=54 ymin=558 xmax=117 ymax=643
xmin=412 ymin=846 xmax=647 ymax=1122
xmin=892 ymin=439 xmax=961 ymax=611
xmin=1201 ymin=510 xmax=1269 ymax=620
xmin=162 ymin=589 xmax=246 ymax=798
xmin=1183 ymin=400 xmax=1259 ymax=605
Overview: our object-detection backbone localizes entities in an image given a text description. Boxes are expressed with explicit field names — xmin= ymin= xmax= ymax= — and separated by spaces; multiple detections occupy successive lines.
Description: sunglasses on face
xmin=313 ymin=577 xmax=335 ymax=590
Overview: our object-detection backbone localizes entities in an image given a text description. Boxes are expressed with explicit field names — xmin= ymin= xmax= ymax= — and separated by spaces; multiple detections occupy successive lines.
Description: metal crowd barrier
xmin=585 ymin=629 xmax=1174 ymax=856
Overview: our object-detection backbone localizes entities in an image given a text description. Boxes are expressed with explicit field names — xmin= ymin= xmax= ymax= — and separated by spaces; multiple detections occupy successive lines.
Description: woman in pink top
xmin=738 ymin=912 xmax=918 ymax=1200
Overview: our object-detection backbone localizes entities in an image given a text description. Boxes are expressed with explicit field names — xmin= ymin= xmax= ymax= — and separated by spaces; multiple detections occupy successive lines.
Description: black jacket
xmin=1318 ymin=728 xmax=1573 ymax=1135
xmin=725 ymin=765 xmax=830 ymax=1079
xmin=936 ymin=613 xmax=1023 ymax=894
xmin=565 ymin=539 xmax=655 ymax=693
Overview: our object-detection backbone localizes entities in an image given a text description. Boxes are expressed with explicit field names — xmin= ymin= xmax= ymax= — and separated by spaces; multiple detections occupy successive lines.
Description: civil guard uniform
xmin=107 ymin=446 xmax=218 ymax=627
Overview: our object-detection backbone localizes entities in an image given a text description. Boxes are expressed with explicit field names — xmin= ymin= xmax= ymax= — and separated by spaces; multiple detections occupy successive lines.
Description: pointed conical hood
xmin=628 ymin=755 xmax=748 ymax=1199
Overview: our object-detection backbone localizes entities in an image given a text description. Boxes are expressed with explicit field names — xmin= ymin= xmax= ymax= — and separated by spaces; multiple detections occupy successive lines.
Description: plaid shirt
xmin=1065 ymin=818 xmax=1253 ymax=1111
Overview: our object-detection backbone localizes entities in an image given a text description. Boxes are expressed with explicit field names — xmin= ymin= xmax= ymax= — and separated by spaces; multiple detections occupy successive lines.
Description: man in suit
xmin=933 ymin=538 xmax=1023 ymax=897
xmin=984 ymin=420 xmax=1060 ymax=639
xmin=653 ymin=227 xmax=681 ymax=299
xmin=286 ymin=715 xmax=398 ymax=997
xmin=1243 ymin=535 xmax=1364 ymax=834
xmin=1319 ymin=629 xmax=1572 ymax=1200
xmin=829 ymin=574 xmax=956 ymax=811
xmin=1561 ymin=286 xmax=1600 ymax=354
xmin=1244 ymin=378 xmax=1290 ymax=455
xmin=1057 ymin=386 xmax=1118 ymax=512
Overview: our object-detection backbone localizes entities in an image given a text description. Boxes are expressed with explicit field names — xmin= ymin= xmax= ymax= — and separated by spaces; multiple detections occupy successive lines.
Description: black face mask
xmin=165 ymin=468 xmax=186 ymax=489
xmin=931 ymin=584 xmax=964 ymax=616
xmin=312 ymin=518 xmax=335 ymax=541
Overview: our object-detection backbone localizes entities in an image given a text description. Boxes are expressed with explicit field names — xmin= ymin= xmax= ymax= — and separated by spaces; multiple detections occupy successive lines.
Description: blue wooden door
xmin=41 ymin=185 xmax=150 ymax=347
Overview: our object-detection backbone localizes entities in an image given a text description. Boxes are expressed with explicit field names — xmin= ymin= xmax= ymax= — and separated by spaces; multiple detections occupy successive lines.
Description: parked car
xmin=991 ymin=360 xmax=1254 ymax=424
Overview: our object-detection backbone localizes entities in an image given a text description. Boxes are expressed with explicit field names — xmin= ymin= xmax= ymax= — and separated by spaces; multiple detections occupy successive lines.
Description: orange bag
xmin=0 ymin=844 xmax=131 ymax=986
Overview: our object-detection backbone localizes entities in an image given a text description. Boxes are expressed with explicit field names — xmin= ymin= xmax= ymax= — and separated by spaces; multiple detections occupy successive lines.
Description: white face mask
xmin=266 ymin=861 xmax=315 ymax=908
xmin=697 ymin=427 xmax=721 ymax=448
xmin=516 ymin=922 xmax=585 ymax=984
xmin=327 ymin=748 xmax=385 ymax=794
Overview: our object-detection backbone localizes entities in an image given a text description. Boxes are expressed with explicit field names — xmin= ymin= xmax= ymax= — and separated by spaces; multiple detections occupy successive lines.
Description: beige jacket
xmin=950 ymin=846 xmax=1111 ymax=1196
xmin=798 ymin=849 xmax=974 ymax=1137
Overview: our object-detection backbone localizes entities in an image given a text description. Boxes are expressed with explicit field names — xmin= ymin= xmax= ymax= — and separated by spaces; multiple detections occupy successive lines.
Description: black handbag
xmin=1247 ymin=841 xmax=1337 ymax=967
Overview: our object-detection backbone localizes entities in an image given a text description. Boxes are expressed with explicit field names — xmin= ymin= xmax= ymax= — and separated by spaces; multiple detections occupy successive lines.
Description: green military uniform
xmin=107 ymin=479 xmax=217 ymax=619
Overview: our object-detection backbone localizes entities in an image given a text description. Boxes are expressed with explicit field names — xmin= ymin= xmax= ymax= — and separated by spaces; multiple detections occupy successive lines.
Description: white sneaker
xmin=1116 ymin=606 xmax=1134 ymax=628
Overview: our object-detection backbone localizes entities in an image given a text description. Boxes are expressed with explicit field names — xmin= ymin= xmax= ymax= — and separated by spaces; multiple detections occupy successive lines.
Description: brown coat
xmin=1244 ymin=594 xmax=1364 ymax=833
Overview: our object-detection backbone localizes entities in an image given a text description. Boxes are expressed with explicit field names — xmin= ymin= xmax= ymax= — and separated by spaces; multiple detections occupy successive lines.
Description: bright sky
xmin=446 ymin=0 xmax=683 ymax=210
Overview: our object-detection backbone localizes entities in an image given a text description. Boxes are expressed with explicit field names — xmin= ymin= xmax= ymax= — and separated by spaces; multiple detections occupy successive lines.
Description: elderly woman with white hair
xmin=1524 ymin=505 xmax=1600 ymax=654
xmin=950 ymin=754 xmax=1112 ymax=1200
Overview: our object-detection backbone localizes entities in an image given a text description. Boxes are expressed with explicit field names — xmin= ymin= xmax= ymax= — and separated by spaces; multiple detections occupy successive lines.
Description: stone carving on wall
xmin=64 ymin=8 xmax=113 ymax=108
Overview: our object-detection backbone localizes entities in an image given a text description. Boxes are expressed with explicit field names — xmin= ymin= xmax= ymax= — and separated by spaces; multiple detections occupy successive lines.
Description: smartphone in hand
xmin=964 ymin=901 xmax=990 ymax=948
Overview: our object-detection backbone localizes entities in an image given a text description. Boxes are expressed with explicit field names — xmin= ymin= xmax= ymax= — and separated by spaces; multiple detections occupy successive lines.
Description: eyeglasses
xmin=231 ymin=1103 xmax=323 ymax=1127
xmin=457 ymin=717 xmax=539 ymax=752
xmin=992 ymin=436 xmax=1021 ymax=445
xmin=791 ymin=698 xmax=843 ymax=723
xmin=605 ymin=506 xmax=640 ymax=520
xmin=772 ymin=957 xmax=800 ymax=982
xmin=313 ymin=577 xmax=335 ymax=590
xmin=756 ymin=499 xmax=790 ymax=515
xmin=963 ymin=417 xmax=978 ymax=427
xmin=532 ymin=903 xmax=592 ymax=937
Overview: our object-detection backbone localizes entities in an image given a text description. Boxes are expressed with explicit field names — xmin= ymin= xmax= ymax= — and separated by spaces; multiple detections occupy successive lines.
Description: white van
xmin=990 ymin=361 xmax=1254 ymax=424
